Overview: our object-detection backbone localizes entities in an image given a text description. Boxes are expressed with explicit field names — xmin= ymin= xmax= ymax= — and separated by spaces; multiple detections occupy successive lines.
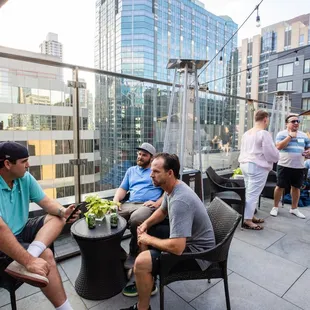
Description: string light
xmin=201 ymin=45 xmax=309 ymax=86
xmin=256 ymin=6 xmax=261 ymax=27
xmin=196 ymin=0 xmax=264 ymax=80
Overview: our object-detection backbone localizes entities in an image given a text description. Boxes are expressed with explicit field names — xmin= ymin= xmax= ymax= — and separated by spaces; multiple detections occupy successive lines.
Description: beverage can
xmin=110 ymin=213 xmax=118 ymax=228
xmin=87 ymin=213 xmax=96 ymax=229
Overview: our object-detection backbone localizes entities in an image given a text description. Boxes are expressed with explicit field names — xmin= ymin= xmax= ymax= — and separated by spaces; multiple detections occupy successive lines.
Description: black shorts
xmin=277 ymin=165 xmax=304 ymax=189
xmin=148 ymin=220 xmax=200 ymax=276
xmin=0 ymin=216 xmax=45 ymax=271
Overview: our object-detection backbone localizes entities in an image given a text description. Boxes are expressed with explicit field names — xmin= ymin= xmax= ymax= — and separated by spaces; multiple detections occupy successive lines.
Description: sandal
xmin=252 ymin=217 xmax=264 ymax=224
xmin=243 ymin=223 xmax=264 ymax=230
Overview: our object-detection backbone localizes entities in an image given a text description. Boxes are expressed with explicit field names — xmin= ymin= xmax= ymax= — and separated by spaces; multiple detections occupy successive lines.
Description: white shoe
xmin=289 ymin=208 xmax=306 ymax=219
xmin=270 ymin=207 xmax=278 ymax=217
xmin=5 ymin=261 xmax=49 ymax=288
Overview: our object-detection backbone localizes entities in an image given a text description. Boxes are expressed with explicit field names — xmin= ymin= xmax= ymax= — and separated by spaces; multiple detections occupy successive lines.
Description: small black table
xmin=71 ymin=215 xmax=127 ymax=300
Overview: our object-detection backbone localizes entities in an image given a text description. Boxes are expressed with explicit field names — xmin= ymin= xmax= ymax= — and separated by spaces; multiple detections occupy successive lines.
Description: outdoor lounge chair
xmin=206 ymin=166 xmax=245 ymax=225
xmin=159 ymin=197 xmax=241 ymax=310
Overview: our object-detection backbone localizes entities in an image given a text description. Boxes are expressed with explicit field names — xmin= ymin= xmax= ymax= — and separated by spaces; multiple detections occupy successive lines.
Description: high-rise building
xmin=40 ymin=32 xmax=63 ymax=60
xmin=237 ymin=13 xmax=310 ymax=139
xmin=0 ymin=46 xmax=98 ymax=199
xmin=94 ymin=0 xmax=238 ymax=178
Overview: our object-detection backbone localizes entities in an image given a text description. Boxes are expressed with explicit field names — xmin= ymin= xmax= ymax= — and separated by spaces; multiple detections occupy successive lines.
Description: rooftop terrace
xmin=1 ymin=198 xmax=310 ymax=310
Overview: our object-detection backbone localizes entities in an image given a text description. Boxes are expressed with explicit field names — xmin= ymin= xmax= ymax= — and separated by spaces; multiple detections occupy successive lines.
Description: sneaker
xmin=122 ymin=281 xmax=158 ymax=297
xmin=270 ymin=207 xmax=278 ymax=217
xmin=289 ymin=208 xmax=306 ymax=219
xmin=120 ymin=303 xmax=151 ymax=310
xmin=5 ymin=261 xmax=49 ymax=288
xmin=124 ymin=254 xmax=136 ymax=270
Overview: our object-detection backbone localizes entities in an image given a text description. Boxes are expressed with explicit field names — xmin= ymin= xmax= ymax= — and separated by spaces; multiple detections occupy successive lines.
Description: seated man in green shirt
xmin=0 ymin=142 xmax=80 ymax=310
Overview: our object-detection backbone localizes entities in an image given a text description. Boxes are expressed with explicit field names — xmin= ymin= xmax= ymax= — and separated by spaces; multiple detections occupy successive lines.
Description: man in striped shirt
xmin=270 ymin=115 xmax=310 ymax=218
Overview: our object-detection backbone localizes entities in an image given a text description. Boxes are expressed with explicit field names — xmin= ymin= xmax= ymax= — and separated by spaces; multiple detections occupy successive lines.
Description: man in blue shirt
xmin=113 ymin=143 xmax=163 ymax=269
xmin=0 ymin=142 xmax=79 ymax=310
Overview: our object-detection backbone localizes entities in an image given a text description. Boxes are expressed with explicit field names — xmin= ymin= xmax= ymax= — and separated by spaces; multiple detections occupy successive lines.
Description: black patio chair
xmin=159 ymin=197 xmax=241 ymax=310
xmin=0 ymin=244 xmax=55 ymax=310
xmin=206 ymin=166 xmax=245 ymax=225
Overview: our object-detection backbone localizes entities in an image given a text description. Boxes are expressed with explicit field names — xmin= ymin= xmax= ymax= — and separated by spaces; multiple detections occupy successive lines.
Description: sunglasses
xmin=289 ymin=120 xmax=300 ymax=124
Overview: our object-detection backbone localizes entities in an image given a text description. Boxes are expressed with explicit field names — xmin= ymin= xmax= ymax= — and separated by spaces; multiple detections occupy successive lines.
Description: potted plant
xmin=84 ymin=194 xmax=120 ymax=222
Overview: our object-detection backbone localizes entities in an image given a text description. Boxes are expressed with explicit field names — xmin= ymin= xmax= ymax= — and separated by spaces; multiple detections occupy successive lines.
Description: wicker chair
xmin=159 ymin=197 xmax=241 ymax=310
xmin=0 ymin=270 xmax=23 ymax=310
xmin=206 ymin=166 xmax=245 ymax=225
xmin=0 ymin=244 xmax=55 ymax=310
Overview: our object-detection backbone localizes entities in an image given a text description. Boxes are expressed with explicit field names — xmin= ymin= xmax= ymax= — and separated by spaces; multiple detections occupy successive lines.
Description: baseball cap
xmin=0 ymin=141 xmax=29 ymax=161
xmin=136 ymin=143 xmax=156 ymax=156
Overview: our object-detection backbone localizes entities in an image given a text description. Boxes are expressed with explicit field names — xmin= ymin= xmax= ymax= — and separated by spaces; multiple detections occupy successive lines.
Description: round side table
xmin=71 ymin=215 xmax=127 ymax=300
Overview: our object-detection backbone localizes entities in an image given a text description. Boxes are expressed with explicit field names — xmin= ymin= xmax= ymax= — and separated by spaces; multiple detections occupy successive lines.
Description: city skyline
xmin=0 ymin=0 xmax=309 ymax=69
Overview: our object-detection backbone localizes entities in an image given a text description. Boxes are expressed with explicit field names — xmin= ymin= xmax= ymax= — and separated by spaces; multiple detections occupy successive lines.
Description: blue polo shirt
xmin=0 ymin=172 xmax=45 ymax=235
xmin=120 ymin=166 xmax=162 ymax=202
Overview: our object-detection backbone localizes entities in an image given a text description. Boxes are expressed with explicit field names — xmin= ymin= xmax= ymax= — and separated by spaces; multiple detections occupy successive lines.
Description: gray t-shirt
xmin=161 ymin=181 xmax=215 ymax=270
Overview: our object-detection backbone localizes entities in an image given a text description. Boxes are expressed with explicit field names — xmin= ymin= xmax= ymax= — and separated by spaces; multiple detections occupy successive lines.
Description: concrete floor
xmin=1 ymin=198 xmax=310 ymax=310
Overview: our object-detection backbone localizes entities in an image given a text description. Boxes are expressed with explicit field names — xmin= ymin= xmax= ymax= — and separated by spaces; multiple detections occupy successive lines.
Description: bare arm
xmin=37 ymin=196 xmax=79 ymax=222
xmin=113 ymin=187 xmax=128 ymax=203
xmin=276 ymin=135 xmax=293 ymax=150
xmin=138 ymin=233 xmax=186 ymax=255
xmin=0 ymin=218 xmax=50 ymax=276
xmin=276 ymin=130 xmax=298 ymax=150
xmin=142 ymin=207 xmax=167 ymax=229
xmin=0 ymin=218 xmax=34 ymax=265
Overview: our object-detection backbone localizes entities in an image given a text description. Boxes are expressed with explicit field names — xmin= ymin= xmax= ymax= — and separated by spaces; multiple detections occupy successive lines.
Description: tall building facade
xmin=94 ymin=0 xmax=238 ymax=180
xmin=0 ymin=46 xmax=99 ymax=199
xmin=40 ymin=32 xmax=63 ymax=60
xmin=237 ymin=13 xmax=310 ymax=140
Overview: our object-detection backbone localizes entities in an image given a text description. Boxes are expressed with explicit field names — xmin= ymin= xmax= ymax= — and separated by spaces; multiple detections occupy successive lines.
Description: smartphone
xmin=66 ymin=203 xmax=82 ymax=223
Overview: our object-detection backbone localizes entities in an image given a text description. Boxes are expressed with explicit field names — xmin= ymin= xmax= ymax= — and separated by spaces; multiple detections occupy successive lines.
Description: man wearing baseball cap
xmin=0 ymin=141 xmax=79 ymax=310
xmin=113 ymin=143 xmax=163 ymax=284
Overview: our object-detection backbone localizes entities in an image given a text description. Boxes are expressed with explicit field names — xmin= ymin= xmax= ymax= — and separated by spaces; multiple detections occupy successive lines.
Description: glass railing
xmin=0 ymin=50 xmax=266 ymax=204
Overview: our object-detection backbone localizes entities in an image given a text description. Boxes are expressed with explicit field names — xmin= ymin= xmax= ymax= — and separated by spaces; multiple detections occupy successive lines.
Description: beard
xmin=137 ymin=158 xmax=151 ymax=168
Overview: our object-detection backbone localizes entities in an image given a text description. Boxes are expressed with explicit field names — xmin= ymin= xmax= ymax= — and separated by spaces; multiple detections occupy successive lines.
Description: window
xmin=302 ymin=98 xmax=310 ymax=111
xmin=299 ymin=34 xmax=304 ymax=46
xmin=304 ymin=59 xmax=310 ymax=74
xmin=278 ymin=63 xmax=293 ymax=77
xmin=303 ymin=79 xmax=310 ymax=93
xmin=29 ymin=166 xmax=42 ymax=180
xmin=277 ymin=81 xmax=293 ymax=91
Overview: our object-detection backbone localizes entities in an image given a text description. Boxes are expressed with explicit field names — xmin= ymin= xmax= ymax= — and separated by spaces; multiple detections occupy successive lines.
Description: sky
xmin=0 ymin=0 xmax=309 ymax=69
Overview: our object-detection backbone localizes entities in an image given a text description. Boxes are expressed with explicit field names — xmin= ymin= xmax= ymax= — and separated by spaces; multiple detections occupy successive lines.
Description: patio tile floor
xmin=1 ymin=198 xmax=310 ymax=310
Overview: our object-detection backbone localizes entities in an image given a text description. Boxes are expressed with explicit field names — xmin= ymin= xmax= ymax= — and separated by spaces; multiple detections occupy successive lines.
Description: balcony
xmin=1 ymin=50 xmax=309 ymax=310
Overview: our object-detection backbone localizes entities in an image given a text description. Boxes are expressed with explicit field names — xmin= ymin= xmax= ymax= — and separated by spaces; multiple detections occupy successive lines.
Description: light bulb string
xmin=196 ymin=0 xmax=264 ymax=82
xmin=201 ymin=45 xmax=308 ymax=86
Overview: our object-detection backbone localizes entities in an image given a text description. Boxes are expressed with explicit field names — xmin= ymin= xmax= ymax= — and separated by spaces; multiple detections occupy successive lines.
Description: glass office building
xmin=95 ymin=0 xmax=238 ymax=184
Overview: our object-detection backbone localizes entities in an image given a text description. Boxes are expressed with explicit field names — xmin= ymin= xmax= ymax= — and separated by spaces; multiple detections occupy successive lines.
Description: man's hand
xmin=25 ymin=257 xmax=50 ymax=277
xmin=137 ymin=232 xmax=151 ymax=246
xmin=63 ymin=204 xmax=81 ymax=223
xmin=137 ymin=222 xmax=148 ymax=236
xmin=143 ymin=200 xmax=159 ymax=208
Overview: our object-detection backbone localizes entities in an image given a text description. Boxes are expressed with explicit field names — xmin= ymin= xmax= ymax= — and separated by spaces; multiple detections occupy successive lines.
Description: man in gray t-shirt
xmin=120 ymin=153 xmax=215 ymax=310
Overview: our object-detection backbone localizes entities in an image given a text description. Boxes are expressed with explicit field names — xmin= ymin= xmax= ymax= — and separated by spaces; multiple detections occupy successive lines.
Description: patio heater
xmin=269 ymin=90 xmax=295 ymax=140
xmin=164 ymin=59 xmax=208 ymax=201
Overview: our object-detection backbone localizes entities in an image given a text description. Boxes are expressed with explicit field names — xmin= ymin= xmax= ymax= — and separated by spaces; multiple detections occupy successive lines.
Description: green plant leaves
xmin=84 ymin=195 xmax=119 ymax=219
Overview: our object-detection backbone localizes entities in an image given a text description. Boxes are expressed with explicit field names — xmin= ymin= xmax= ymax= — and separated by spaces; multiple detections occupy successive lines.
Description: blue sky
xmin=0 ymin=0 xmax=309 ymax=67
